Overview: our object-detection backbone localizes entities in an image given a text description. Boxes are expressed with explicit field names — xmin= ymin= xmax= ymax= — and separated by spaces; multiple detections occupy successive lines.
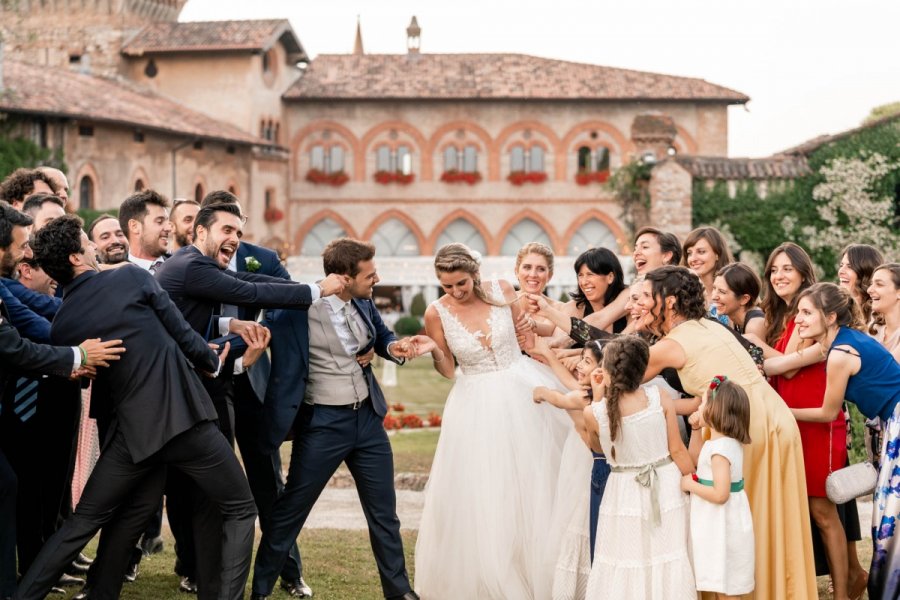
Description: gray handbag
xmin=825 ymin=422 xmax=878 ymax=505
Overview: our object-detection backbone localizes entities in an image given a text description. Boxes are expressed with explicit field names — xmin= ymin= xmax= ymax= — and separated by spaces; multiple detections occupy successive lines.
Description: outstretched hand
xmin=393 ymin=335 xmax=437 ymax=359
xmin=241 ymin=325 xmax=271 ymax=368
xmin=79 ymin=338 xmax=126 ymax=367
xmin=524 ymin=293 xmax=550 ymax=315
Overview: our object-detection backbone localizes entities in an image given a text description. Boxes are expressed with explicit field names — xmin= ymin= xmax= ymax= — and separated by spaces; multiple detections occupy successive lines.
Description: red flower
xmin=305 ymin=169 xmax=348 ymax=186
xmin=507 ymin=171 xmax=547 ymax=185
xmin=400 ymin=414 xmax=423 ymax=429
xmin=575 ymin=170 xmax=610 ymax=185
xmin=263 ymin=207 xmax=284 ymax=223
xmin=374 ymin=171 xmax=415 ymax=185
xmin=383 ymin=414 xmax=401 ymax=430
xmin=441 ymin=170 xmax=482 ymax=185
xmin=390 ymin=402 xmax=406 ymax=413
xmin=427 ymin=412 xmax=442 ymax=427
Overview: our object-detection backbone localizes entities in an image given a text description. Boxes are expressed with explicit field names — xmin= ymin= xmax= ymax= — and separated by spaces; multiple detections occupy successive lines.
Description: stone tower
xmin=0 ymin=0 xmax=188 ymax=77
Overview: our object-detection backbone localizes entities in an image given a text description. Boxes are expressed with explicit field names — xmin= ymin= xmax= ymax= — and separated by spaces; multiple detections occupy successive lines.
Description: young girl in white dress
xmin=582 ymin=335 xmax=695 ymax=600
xmin=681 ymin=376 xmax=755 ymax=598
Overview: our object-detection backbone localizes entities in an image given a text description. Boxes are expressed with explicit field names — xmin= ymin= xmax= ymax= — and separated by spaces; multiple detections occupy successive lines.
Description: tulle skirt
xmin=414 ymin=357 xmax=571 ymax=600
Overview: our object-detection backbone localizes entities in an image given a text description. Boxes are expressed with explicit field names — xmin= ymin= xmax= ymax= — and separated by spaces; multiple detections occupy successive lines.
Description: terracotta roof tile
xmin=674 ymin=155 xmax=811 ymax=180
xmin=778 ymin=112 xmax=900 ymax=156
xmin=122 ymin=19 xmax=303 ymax=56
xmin=0 ymin=60 xmax=264 ymax=146
xmin=284 ymin=53 xmax=749 ymax=103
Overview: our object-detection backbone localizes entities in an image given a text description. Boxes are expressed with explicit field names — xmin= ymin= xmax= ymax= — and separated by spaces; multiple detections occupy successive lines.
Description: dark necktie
xmin=13 ymin=376 xmax=38 ymax=422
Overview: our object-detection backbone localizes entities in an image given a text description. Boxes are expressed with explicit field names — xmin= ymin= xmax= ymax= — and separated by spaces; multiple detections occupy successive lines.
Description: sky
xmin=181 ymin=0 xmax=900 ymax=158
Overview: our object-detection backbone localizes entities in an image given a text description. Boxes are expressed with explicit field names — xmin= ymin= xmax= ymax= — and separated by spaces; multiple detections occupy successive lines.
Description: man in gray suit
xmin=251 ymin=238 xmax=419 ymax=600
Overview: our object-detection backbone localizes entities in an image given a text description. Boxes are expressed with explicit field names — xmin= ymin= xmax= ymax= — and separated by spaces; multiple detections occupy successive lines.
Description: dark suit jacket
xmin=50 ymin=268 xmax=219 ymax=463
xmin=0 ymin=299 xmax=73 ymax=400
xmin=154 ymin=246 xmax=312 ymax=339
xmin=2 ymin=278 xmax=61 ymax=321
xmin=0 ymin=281 xmax=51 ymax=343
xmin=235 ymin=241 xmax=289 ymax=402
xmin=260 ymin=298 xmax=401 ymax=455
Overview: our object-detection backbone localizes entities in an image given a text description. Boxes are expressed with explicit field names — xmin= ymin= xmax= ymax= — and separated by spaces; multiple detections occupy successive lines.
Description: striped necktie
xmin=13 ymin=376 xmax=39 ymax=422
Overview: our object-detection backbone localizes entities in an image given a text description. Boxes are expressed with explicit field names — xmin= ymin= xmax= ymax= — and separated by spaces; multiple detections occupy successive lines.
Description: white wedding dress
xmin=414 ymin=282 xmax=571 ymax=600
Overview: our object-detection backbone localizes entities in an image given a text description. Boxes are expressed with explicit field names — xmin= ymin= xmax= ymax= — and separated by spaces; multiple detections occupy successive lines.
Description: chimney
xmin=406 ymin=16 xmax=421 ymax=55
xmin=630 ymin=112 xmax=678 ymax=163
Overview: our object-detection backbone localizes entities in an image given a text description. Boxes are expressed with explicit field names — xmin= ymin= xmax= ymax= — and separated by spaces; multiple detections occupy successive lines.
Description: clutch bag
xmin=825 ymin=462 xmax=878 ymax=504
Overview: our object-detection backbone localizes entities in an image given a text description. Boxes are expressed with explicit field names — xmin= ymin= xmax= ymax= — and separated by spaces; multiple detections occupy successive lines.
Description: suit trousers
xmin=0 ymin=412 xmax=45 ymax=575
xmin=251 ymin=401 xmax=411 ymax=598
xmin=37 ymin=380 xmax=81 ymax=535
xmin=0 ymin=448 xmax=17 ymax=597
xmin=232 ymin=373 xmax=303 ymax=583
xmin=14 ymin=421 xmax=256 ymax=600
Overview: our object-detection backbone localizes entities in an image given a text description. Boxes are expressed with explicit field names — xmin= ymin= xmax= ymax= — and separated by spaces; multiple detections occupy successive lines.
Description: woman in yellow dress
xmin=636 ymin=265 xmax=817 ymax=600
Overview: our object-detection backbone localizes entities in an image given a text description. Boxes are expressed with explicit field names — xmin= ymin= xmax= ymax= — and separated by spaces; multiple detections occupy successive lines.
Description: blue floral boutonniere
xmin=245 ymin=256 xmax=261 ymax=273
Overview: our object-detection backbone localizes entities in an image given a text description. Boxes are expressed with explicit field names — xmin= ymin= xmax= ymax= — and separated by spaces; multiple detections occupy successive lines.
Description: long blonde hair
xmin=434 ymin=243 xmax=502 ymax=306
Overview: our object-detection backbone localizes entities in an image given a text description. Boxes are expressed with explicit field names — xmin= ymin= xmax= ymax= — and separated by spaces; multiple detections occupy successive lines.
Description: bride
xmin=405 ymin=243 xmax=570 ymax=599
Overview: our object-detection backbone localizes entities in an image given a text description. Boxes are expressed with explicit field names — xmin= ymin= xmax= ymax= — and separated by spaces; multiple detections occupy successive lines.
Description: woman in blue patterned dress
xmin=767 ymin=282 xmax=900 ymax=598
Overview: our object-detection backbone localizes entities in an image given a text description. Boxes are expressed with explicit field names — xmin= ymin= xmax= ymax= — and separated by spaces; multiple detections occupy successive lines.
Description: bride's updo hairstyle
xmin=644 ymin=266 xmax=706 ymax=335
xmin=796 ymin=282 xmax=864 ymax=333
xmin=434 ymin=243 xmax=501 ymax=306
xmin=601 ymin=335 xmax=650 ymax=458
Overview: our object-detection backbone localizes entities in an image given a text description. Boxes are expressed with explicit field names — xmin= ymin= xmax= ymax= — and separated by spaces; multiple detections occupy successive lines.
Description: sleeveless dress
xmin=690 ymin=437 xmax=755 ymax=595
xmin=664 ymin=319 xmax=817 ymax=600
xmin=585 ymin=385 xmax=695 ymax=600
xmin=414 ymin=282 xmax=571 ymax=600
xmin=828 ymin=327 xmax=900 ymax=599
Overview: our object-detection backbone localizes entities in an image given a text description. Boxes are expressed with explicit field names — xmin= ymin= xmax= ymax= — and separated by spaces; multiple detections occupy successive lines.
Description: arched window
xmin=577 ymin=146 xmax=592 ymax=172
xmin=370 ymin=218 xmax=420 ymax=256
xmin=78 ymin=175 xmax=94 ymax=210
xmin=596 ymin=147 xmax=610 ymax=172
xmin=376 ymin=145 xmax=391 ymax=172
xmin=530 ymin=146 xmax=545 ymax=172
xmin=510 ymin=146 xmax=525 ymax=172
xmin=462 ymin=145 xmax=478 ymax=173
xmin=194 ymin=183 xmax=204 ymax=204
xmin=397 ymin=145 xmax=411 ymax=175
xmin=500 ymin=218 xmax=551 ymax=255
xmin=310 ymin=145 xmax=325 ymax=170
xmin=301 ymin=218 xmax=347 ymax=256
xmin=566 ymin=218 xmax=618 ymax=255
xmin=435 ymin=218 xmax=487 ymax=255
xmin=443 ymin=146 xmax=458 ymax=171
xmin=329 ymin=147 xmax=344 ymax=173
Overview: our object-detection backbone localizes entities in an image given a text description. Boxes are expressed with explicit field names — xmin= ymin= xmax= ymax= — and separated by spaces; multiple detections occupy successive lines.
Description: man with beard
xmin=0 ymin=169 xmax=56 ymax=210
xmin=119 ymin=190 xmax=171 ymax=271
xmin=169 ymin=199 xmax=200 ymax=252
xmin=154 ymin=202 xmax=345 ymax=598
xmin=16 ymin=214 xmax=257 ymax=600
xmin=0 ymin=206 xmax=124 ymax=600
xmin=87 ymin=216 xmax=129 ymax=265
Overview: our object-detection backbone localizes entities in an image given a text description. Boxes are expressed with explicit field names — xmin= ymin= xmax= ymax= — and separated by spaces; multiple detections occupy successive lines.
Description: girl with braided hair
xmin=635 ymin=265 xmax=817 ymax=600
xmin=409 ymin=243 xmax=571 ymax=600
xmin=581 ymin=335 xmax=695 ymax=599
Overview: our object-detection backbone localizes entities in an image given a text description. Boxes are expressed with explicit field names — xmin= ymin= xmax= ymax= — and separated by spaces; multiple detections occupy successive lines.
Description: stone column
xmin=648 ymin=159 xmax=693 ymax=241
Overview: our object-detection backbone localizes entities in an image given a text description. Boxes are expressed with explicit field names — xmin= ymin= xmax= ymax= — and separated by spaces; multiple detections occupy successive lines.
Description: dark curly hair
xmin=0 ymin=202 xmax=34 ymax=249
xmin=0 ymin=168 xmax=57 ymax=205
xmin=601 ymin=335 xmax=649 ymax=458
xmin=644 ymin=265 xmax=706 ymax=336
xmin=32 ymin=214 xmax=85 ymax=285
xmin=839 ymin=243 xmax=884 ymax=332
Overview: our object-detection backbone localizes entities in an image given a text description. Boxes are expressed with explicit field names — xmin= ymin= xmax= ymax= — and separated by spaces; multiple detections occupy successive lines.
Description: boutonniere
xmin=245 ymin=256 xmax=261 ymax=273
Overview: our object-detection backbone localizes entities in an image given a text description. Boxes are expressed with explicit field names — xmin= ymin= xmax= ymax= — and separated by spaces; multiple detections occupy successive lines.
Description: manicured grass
xmin=66 ymin=529 xmax=417 ymax=599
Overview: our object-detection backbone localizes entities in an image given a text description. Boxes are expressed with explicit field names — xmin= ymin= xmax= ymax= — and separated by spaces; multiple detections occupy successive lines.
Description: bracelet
xmin=78 ymin=345 xmax=88 ymax=367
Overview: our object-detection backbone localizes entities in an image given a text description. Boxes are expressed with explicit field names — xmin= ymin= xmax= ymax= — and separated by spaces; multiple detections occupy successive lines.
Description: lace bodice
xmin=432 ymin=281 xmax=522 ymax=375
xmin=593 ymin=385 xmax=669 ymax=468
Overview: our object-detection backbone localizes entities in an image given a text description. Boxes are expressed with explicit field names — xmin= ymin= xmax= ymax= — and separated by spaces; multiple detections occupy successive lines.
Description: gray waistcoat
xmin=305 ymin=300 xmax=369 ymax=405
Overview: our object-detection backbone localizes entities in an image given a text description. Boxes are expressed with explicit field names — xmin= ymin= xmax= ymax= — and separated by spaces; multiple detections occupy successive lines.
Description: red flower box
xmin=507 ymin=171 xmax=548 ymax=186
xmin=575 ymin=169 xmax=610 ymax=186
xmin=383 ymin=414 xmax=401 ymax=430
xmin=427 ymin=412 xmax=442 ymax=427
xmin=400 ymin=413 xmax=424 ymax=429
xmin=440 ymin=170 xmax=482 ymax=185
xmin=305 ymin=169 xmax=349 ymax=186
xmin=374 ymin=170 xmax=415 ymax=185
xmin=390 ymin=402 xmax=406 ymax=413
xmin=263 ymin=207 xmax=284 ymax=223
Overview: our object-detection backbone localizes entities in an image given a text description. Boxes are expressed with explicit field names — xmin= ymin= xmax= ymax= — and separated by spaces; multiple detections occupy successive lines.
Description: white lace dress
xmin=414 ymin=282 xmax=571 ymax=600
xmin=585 ymin=386 xmax=695 ymax=600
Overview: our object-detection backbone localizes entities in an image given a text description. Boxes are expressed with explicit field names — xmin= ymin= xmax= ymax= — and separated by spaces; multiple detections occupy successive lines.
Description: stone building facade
xmin=1 ymin=1 xmax=748 ymax=296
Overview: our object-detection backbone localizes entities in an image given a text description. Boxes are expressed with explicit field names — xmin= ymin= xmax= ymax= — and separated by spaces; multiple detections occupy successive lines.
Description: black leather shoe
xmin=123 ymin=560 xmax=139 ymax=583
xmin=388 ymin=593 xmax=420 ymax=600
xmin=66 ymin=560 xmax=90 ymax=576
xmin=58 ymin=573 xmax=85 ymax=587
xmin=75 ymin=552 xmax=94 ymax=566
xmin=72 ymin=586 xmax=92 ymax=600
xmin=280 ymin=577 xmax=312 ymax=597
xmin=249 ymin=595 xmax=268 ymax=600
xmin=179 ymin=576 xmax=198 ymax=594
xmin=140 ymin=534 xmax=164 ymax=555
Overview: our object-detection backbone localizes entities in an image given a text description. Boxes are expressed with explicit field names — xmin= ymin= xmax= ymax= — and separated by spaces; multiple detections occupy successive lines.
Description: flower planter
xmin=440 ymin=170 xmax=482 ymax=185
xmin=507 ymin=171 xmax=548 ymax=186
xmin=575 ymin=169 xmax=610 ymax=185
xmin=263 ymin=207 xmax=284 ymax=223
xmin=305 ymin=169 xmax=349 ymax=186
xmin=374 ymin=170 xmax=415 ymax=185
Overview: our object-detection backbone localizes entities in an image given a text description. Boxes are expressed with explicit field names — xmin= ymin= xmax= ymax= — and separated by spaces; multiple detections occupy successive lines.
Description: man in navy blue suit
xmin=250 ymin=238 xmax=419 ymax=600
xmin=198 ymin=191 xmax=310 ymax=598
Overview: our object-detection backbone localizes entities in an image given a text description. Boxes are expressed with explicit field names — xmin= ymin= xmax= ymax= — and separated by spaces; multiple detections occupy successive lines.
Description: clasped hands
xmin=228 ymin=319 xmax=272 ymax=368
xmin=391 ymin=335 xmax=438 ymax=360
